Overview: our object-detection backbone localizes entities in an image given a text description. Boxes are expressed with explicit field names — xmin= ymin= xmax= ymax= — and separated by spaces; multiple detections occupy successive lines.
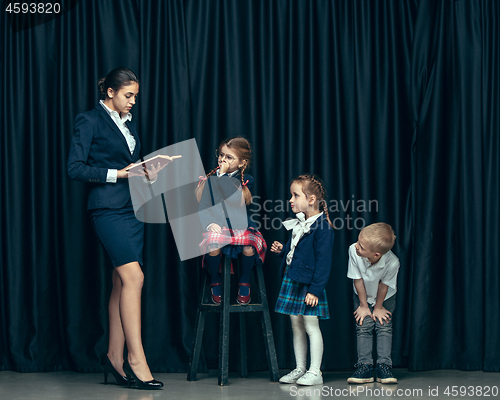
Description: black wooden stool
xmin=187 ymin=255 xmax=280 ymax=386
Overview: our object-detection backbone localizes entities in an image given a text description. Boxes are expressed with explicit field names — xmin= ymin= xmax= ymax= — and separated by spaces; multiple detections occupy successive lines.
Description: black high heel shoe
xmin=101 ymin=355 xmax=133 ymax=386
xmin=123 ymin=358 xmax=163 ymax=390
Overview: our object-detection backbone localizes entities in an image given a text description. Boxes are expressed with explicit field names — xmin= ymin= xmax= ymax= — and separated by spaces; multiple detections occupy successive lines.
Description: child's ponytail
xmin=195 ymin=167 xmax=219 ymax=202
xmin=320 ymin=199 xmax=334 ymax=229
xmin=239 ymin=163 xmax=252 ymax=206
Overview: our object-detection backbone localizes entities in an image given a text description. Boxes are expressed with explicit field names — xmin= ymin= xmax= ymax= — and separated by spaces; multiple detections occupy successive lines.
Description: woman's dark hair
xmin=97 ymin=67 xmax=139 ymax=100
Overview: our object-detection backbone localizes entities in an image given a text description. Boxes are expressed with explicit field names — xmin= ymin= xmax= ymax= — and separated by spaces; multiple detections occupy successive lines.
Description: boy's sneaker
xmin=376 ymin=363 xmax=397 ymax=384
xmin=296 ymin=370 xmax=323 ymax=386
xmin=279 ymin=368 xmax=305 ymax=384
xmin=347 ymin=363 xmax=374 ymax=383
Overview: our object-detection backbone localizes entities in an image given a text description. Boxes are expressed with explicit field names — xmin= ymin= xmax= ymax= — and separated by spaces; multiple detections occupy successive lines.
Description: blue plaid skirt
xmin=275 ymin=273 xmax=330 ymax=319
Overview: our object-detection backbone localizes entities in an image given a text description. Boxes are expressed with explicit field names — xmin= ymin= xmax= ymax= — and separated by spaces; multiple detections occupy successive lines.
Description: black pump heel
xmin=101 ymin=355 xmax=132 ymax=386
xmin=123 ymin=359 xmax=163 ymax=390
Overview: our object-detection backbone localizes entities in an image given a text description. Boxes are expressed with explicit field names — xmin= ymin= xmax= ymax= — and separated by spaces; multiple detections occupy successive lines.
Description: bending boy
xmin=347 ymin=223 xmax=400 ymax=384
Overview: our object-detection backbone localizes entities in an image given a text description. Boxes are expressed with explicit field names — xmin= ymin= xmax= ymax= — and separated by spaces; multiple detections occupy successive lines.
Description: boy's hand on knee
xmin=304 ymin=293 xmax=318 ymax=307
xmin=270 ymin=241 xmax=283 ymax=253
xmin=372 ymin=307 xmax=392 ymax=325
xmin=354 ymin=305 xmax=373 ymax=326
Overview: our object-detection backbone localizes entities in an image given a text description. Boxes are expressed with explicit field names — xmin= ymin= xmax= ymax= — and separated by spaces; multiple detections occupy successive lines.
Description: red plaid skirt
xmin=199 ymin=227 xmax=267 ymax=271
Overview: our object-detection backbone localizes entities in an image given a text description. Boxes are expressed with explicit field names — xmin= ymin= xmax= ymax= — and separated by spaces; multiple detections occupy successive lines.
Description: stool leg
xmin=218 ymin=256 xmax=231 ymax=386
xmin=187 ymin=271 xmax=208 ymax=381
xmin=235 ymin=255 xmax=248 ymax=378
xmin=187 ymin=310 xmax=206 ymax=381
xmin=239 ymin=313 xmax=248 ymax=378
xmin=255 ymin=264 xmax=280 ymax=382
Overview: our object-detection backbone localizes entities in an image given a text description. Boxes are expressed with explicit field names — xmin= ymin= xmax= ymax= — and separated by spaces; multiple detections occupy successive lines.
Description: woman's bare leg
xmin=114 ymin=261 xmax=154 ymax=382
xmin=107 ymin=268 xmax=126 ymax=376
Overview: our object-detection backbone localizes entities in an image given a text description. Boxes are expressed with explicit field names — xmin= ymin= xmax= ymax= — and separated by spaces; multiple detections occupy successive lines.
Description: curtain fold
xmin=1 ymin=0 xmax=498 ymax=373
xmin=481 ymin=0 xmax=500 ymax=372
xmin=409 ymin=0 xmax=498 ymax=371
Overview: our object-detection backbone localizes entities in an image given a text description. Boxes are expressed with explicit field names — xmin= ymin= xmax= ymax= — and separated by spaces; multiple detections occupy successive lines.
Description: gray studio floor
xmin=0 ymin=369 xmax=499 ymax=400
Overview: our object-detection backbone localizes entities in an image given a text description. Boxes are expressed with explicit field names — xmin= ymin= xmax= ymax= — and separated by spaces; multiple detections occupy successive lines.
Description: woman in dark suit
xmin=67 ymin=67 xmax=163 ymax=390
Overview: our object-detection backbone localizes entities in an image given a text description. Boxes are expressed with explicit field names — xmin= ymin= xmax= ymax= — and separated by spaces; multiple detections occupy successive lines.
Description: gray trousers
xmin=353 ymin=293 xmax=396 ymax=366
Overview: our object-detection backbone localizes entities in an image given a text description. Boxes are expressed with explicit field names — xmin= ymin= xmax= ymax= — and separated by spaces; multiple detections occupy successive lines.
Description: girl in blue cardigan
xmin=271 ymin=174 xmax=335 ymax=386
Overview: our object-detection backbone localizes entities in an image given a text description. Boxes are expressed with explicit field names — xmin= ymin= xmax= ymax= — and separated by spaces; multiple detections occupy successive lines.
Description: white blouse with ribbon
xmin=282 ymin=212 xmax=323 ymax=266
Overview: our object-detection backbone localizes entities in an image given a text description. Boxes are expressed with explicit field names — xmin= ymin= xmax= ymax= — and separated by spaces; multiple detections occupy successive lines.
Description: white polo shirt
xmin=347 ymin=243 xmax=400 ymax=305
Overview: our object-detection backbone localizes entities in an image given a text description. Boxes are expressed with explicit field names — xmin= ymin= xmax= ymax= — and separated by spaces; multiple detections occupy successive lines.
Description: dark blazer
xmin=198 ymin=172 xmax=257 ymax=231
xmin=278 ymin=214 xmax=335 ymax=297
xmin=67 ymin=104 xmax=141 ymax=210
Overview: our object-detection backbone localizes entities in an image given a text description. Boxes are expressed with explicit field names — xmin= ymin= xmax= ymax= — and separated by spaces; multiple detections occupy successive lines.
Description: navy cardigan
xmin=198 ymin=172 xmax=257 ymax=231
xmin=278 ymin=214 xmax=335 ymax=297
xmin=67 ymin=104 xmax=141 ymax=210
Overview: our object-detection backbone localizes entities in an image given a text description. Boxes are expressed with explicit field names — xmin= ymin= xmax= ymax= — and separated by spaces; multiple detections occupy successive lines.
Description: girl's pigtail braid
xmin=313 ymin=176 xmax=334 ymax=229
xmin=207 ymin=167 xmax=219 ymax=177
xmin=321 ymin=199 xmax=334 ymax=228
xmin=239 ymin=164 xmax=252 ymax=205
xmin=195 ymin=166 xmax=220 ymax=202
xmin=312 ymin=175 xmax=325 ymax=199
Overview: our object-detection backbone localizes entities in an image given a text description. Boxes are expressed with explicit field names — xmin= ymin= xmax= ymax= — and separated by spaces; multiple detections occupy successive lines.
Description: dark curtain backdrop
xmin=1 ymin=0 xmax=498 ymax=373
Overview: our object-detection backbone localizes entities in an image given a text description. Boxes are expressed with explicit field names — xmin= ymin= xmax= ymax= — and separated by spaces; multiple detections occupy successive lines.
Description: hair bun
xmin=97 ymin=77 xmax=106 ymax=94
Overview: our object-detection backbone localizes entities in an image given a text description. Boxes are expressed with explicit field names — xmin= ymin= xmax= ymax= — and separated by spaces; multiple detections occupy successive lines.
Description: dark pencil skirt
xmin=90 ymin=205 xmax=144 ymax=268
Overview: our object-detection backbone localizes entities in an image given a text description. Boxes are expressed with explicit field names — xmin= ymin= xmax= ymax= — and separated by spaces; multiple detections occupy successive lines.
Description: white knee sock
xmin=303 ymin=316 xmax=323 ymax=373
xmin=290 ymin=315 xmax=307 ymax=371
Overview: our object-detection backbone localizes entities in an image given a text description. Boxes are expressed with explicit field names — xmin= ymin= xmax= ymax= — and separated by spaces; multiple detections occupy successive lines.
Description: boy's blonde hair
xmin=360 ymin=223 xmax=396 ymax=255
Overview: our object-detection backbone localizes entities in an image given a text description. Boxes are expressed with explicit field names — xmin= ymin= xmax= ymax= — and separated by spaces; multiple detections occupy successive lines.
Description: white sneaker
xmin=296 ymin=370 xmax=323 ymax=386
xmin=279 ymin=368 xmax=306 ymax=383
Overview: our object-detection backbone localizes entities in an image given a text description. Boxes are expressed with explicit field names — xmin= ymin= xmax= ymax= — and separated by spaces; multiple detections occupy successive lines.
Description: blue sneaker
xmin=347 ymin=363 xmax=374 ymax=384
xmin=376 ymin=363 xmax=397 ymax=384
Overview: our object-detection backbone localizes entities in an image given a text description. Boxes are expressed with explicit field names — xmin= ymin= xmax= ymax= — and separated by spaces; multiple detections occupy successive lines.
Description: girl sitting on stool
xmin=196 ymin=137 xmax=266 ymax=305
